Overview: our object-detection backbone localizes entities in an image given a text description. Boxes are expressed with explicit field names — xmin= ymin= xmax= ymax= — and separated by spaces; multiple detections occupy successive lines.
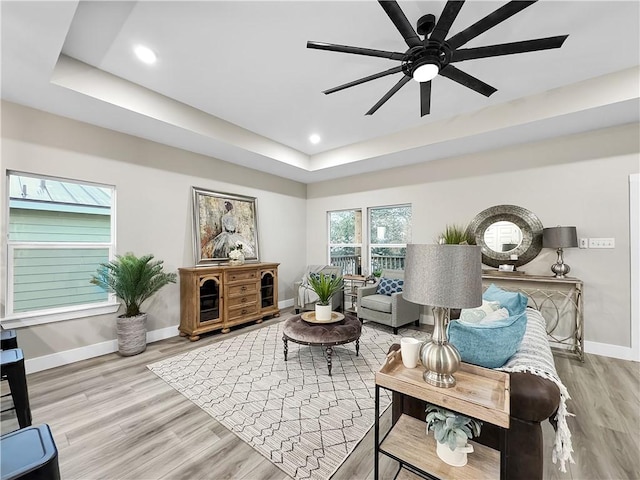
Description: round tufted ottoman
xmin=282 ymin=313 xmax=362 ymax=376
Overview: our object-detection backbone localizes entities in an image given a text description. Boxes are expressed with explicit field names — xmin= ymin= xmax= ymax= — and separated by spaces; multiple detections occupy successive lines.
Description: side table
xmin=374 ymin=350 xmax=510 ymax=480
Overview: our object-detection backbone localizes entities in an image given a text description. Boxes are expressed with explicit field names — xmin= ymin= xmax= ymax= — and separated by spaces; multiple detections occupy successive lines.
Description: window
xmin=328 ymin=209 xmax=362 ymax=275
xmin=4 ymin=172 xmax=117 ymax=323
xmin=369 ymin=204 xmax=411 ymax=273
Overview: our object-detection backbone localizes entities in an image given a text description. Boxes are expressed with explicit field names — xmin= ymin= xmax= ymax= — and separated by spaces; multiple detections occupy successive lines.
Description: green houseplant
xmin=436 ymin=224 xmax=475 ymax=245
xmin=91 ymin=253 xmax=177 ymax=356
xmin=307 ymin=273 xmax=343 ymax=321
xmin=425 ymin=404 xmax=482 ymax=466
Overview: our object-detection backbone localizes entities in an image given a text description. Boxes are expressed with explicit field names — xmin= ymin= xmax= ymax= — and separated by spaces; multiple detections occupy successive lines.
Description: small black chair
xmin=1 ymin=348 xmax=32 ymax=429
xmin=0 ymin=424 xmax=60 ymax=480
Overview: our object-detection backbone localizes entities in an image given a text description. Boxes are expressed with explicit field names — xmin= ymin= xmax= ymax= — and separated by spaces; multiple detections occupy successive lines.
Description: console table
xmin=482 ymin=271 xmax=584 ymax=361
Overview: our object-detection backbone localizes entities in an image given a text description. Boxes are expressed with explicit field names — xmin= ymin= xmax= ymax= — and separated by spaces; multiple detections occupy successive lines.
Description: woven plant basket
xmin=116 ymin=313 xmax=147 ymax=356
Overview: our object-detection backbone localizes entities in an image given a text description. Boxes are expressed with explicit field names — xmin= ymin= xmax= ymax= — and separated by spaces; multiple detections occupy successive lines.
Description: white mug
xmin=400 ymin=337 xmax=422 ymax=368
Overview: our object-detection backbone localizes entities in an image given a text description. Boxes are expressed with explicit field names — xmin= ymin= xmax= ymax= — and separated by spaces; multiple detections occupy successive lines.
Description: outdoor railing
xmin=330 ymin=255 xmax=405 ymax=275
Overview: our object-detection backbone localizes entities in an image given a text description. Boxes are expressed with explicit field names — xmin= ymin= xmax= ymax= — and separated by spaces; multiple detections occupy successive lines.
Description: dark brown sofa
xmin=388 ymin=343 xmax=560 ymax=479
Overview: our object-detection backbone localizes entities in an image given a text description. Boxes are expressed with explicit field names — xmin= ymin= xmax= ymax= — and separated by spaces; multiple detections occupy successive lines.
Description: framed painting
xmin=191 ymin=187 xmax=260 ymax=265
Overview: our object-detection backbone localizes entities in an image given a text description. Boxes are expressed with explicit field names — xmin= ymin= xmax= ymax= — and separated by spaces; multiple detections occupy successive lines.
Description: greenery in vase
xmin=425 ymin=404 xmax=482 ymax=450
xmin=90 ymin=253 xmax=177 ymax=318
xmin=436 ymin=224 xmax=475 ymax=245
xmin=307 ymin=273 xmax=343 ymax=306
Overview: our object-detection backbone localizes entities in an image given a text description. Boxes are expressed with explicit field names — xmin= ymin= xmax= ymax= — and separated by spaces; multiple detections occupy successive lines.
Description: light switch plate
xmin=589 ymin=238 xmax=615 ymax=248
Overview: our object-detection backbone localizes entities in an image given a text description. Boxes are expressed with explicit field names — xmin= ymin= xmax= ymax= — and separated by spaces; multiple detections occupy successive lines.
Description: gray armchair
xmin=357 ymin=269 xmax=419 ymax=334
xmin=294 ymin=265 xmax=343 ymax=314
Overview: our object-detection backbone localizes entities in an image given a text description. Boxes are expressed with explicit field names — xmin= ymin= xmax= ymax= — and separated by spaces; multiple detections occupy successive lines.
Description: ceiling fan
xmin=307 ymin=0 xmax=568 ymax=117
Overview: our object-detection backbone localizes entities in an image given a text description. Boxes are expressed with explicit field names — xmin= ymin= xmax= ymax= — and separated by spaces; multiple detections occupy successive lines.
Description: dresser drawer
xmin=228 ymin=282 xmax=257 ymax=296
xmin=226 ymin=270 xmax=258 ymax=282
xmin=228 ymin=304 xmax=258 ymax=321
xmin=227 ymin=294 xmax=257 ymax=308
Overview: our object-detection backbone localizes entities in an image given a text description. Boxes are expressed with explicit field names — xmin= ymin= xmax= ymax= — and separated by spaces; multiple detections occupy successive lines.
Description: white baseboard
xmin=26 ymin=299 xmax=295 ymax=374
xmin=585 ymin=340 xmax=638 ymax=362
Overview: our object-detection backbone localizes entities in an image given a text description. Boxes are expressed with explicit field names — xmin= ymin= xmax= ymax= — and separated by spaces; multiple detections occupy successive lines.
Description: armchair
xmin=357 ymin=269 xmax=420 ymax=334
xmin=294 ymin=265 xmax=343 ymax=314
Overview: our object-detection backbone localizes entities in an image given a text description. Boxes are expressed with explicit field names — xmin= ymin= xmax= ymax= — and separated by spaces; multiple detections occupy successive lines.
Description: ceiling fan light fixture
xmin=412 ymin=62 xmax=439 ymax=83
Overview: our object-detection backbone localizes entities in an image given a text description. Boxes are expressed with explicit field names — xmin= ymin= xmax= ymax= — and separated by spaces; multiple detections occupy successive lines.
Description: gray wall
xmin=1 ymin=100 xmax=638 ymax=364
xmin=307 ymin=123 xmax=639 ymax=350
xmin=1 ymin=101 xmax=307 ymax=361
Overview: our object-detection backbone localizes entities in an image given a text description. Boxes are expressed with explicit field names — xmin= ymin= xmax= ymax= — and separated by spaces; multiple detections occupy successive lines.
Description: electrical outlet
xmin=579 ymin=238 xmax=588 ymax=249
xmin=589 ymin=238 xmax=615 ymax=248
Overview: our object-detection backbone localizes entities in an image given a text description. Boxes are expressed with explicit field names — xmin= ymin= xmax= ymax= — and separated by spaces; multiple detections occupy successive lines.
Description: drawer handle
xmin=242 ymin=309 xmax=247 ymax=314
xmin=241 ymin=286 xmax=247 ymax=291
xmin=242 ymin=297 xmax=247 ymax=303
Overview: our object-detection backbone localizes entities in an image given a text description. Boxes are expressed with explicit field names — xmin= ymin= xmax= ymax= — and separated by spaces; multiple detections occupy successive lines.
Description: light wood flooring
xmin=1 ymin=309 xmax=638 ymax=479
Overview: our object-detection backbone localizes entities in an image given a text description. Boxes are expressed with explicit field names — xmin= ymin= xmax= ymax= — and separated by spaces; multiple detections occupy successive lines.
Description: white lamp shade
xmin=403 ymin=244 xmax=483 ymax=309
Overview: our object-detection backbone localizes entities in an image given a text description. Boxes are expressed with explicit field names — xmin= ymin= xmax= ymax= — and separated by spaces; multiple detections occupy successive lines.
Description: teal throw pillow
xmin=483 ymin=284 xmax=528 ymax=315
xmin=376 ymin=277 xmax=404 ymax=296
xmin=447 ymin=311 xmax=528 ymax=368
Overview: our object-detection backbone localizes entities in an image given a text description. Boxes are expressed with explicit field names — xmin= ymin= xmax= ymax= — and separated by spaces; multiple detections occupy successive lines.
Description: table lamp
xmin=403 ymin=244 xmax=482 ymax=388
xmin=543 ymin=226 xmax=578 ymax=278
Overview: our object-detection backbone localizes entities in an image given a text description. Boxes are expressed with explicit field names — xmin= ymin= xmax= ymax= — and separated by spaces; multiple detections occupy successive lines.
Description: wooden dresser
xmin=179 ymin=262 xmax=279 ymax=341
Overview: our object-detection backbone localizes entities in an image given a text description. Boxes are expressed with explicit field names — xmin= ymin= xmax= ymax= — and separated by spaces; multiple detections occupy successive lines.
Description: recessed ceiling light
xmin=309 ymin=134 xmax=321 ymax=144
xmin=134 ymin=45 xmax=157 ymax=65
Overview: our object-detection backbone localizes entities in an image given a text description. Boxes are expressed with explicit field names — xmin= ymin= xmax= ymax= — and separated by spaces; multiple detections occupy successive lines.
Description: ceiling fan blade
xmin=378 ymin=1 xmax=422 ymax=48
xmin=439 ymin=65 xmax=497 ymax=97
xmin=323 ymin=66 xmax=404 ymax=95
xmin=307 ymin=41 xmax=405 ymax=61
xmin=429 ymin=1 xmax=465 ymax=44
xmin=420 ymin=81 xmax=431 ymax=117
xmin=446 ymin=1 xmax=537 ymax=50
xmin=452 ymin=35 xmax=568 ymax=62
xmin=366 ymin=75 xmax=412 ymax=115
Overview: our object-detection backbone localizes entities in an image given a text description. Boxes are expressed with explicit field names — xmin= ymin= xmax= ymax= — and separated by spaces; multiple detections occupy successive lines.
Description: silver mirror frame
xmin=466 ymin=205 xmax=543 ymax=268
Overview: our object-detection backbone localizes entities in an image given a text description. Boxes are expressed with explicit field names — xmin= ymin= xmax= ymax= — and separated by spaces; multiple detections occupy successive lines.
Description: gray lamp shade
xmin=543 ymin=226 xmax=578 ymax=248
xmin=403 ymin=244 xmax=482 ymax=309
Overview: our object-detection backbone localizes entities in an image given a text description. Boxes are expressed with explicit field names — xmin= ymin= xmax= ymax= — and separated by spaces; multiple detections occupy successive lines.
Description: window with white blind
xmin=4 ymin=171 xmax=118 ymax=324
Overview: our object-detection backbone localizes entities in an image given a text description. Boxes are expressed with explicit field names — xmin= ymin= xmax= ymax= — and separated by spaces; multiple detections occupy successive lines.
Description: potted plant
xmin=425 ymin=403 xmax=482 ymax=467
xmin=436 ymin=224 xmax=475 ymax=245
xmin=307 ymin=273 xmax=343 ymax=321
xmin=90 ymin=253 xmax=177 ymax=356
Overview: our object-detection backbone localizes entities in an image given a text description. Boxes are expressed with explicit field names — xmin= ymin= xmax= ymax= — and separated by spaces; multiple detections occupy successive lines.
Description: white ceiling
xmin=2 ymin=1 xmax=639 ymax=183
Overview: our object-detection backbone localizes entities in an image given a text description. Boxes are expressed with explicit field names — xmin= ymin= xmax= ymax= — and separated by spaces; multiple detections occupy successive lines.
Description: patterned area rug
xmin=148 ymin=320 xmax=426 ymax=480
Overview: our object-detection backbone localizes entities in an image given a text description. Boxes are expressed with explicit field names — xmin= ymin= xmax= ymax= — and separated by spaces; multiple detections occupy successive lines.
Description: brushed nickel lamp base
xmin=551 ymin=247 xmax=571 ymax=278
xmin=421 ymin=306 xmax=461 ymax=388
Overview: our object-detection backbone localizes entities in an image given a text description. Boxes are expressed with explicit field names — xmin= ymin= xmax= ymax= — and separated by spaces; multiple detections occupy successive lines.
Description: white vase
xmin=436 ymin=440 xmax=474 ymax=467
xmin=229 ymin=250 xmax=244 ymax=265
xmin=315 ymin=304 xmax=332 ymax=321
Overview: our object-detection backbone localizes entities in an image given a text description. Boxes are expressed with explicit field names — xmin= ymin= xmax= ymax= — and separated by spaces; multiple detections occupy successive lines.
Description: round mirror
xmin=482 ymin=221 xmax=523 ymax=253
xmin=466 ymin=205 xmax=543 ymax=268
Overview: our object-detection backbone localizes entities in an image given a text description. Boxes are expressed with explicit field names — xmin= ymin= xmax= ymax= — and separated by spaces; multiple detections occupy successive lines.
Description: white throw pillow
xmin=459 ymin=300 xmax=501 ymax=324
xmin=479 ymin=307 xmax=511 ymax=324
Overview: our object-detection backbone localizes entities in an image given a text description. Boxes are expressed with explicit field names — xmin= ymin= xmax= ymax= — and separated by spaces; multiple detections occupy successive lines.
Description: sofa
xmin=388 ymin=307 xmax=564 ymax=479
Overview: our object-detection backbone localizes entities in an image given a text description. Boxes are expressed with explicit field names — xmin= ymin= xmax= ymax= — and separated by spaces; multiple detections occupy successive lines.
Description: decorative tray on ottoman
xmin=300 ymin=311 xmax=345 ymax=324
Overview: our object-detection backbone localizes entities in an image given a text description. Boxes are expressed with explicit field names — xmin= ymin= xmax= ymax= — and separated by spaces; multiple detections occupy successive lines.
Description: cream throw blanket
xmin=498 ymin=308 xmax=575 ymax=472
